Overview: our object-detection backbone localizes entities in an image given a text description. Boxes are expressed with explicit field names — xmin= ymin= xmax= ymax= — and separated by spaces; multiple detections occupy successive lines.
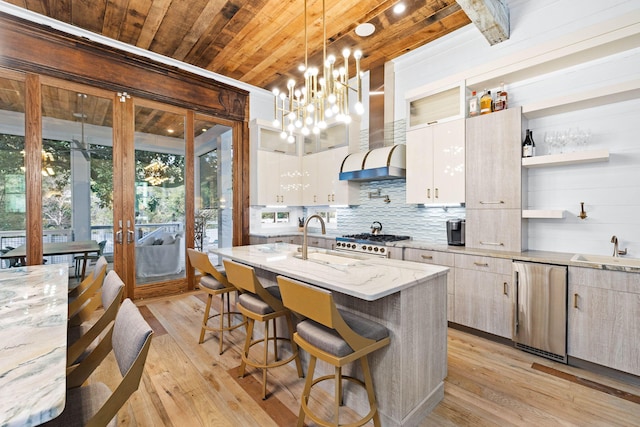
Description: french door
xmin=1 ymin=70 xmax=240 ymax=298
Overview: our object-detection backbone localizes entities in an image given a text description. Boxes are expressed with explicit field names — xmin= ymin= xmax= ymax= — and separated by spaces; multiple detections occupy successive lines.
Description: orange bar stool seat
xmin=223 ymin=259 xmax=304 ymax=400
xmin=277 ymin=275 xmax=390 ymax=427
xmin=188 ymin=249 xmax=246 ymax=355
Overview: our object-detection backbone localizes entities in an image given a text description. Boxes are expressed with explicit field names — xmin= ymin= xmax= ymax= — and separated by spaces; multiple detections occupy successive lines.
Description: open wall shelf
xmin=522 ymin=149 xmax=609 ymax=168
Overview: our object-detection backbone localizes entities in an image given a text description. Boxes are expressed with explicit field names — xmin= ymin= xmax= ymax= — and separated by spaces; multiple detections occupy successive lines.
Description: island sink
xmin=294 ymin=249 xmax=366 ymax=266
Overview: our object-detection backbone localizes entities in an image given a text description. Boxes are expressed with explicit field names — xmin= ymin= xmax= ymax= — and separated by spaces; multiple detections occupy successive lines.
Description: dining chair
xmin=67 ymin=270 xmax=125 ymax=367
xmin=44 ymin=298 xmax=153 ymax=427
xmin=74 ymin=240 xmax=107 ymax=278
xmin=277 ymin=275 xmax=390 ymax=427
xmin=187 ymin=248 xmax=246 ymax=354
xmin=68 ymin=256 xmax=108 ymax=325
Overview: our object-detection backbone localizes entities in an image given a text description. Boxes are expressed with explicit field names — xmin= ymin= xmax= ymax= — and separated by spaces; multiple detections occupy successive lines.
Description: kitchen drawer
xmin=454 ymin=253 xmax=512 ymax=275
xmin=404 ymin=248 xmax=454 ymax=266
xmin=569 ymin=267 xmax=640 ymax=294
xmin=465 ymin=209 xmax=525 ymax=252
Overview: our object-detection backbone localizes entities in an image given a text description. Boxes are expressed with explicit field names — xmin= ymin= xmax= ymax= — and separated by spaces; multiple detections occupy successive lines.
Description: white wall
xmin=392 ymin=0 xmax=640 ymax=256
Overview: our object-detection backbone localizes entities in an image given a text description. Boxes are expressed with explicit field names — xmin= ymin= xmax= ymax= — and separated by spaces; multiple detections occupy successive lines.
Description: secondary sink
xmin=294 ymin=250 xmax=366 ymax=266
xmin=571 ymin=254 xmax=640 ymax=268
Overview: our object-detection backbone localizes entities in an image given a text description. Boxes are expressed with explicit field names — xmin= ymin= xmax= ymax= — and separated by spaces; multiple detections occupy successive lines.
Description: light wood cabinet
xmin=465 ymin=209 xmax=524 ymax=252
xmin=404 ymin=248 xmax=455 ymax=320
xmin=567 ymin=267 xmax=640 ymax=376
xmin=465 ymin=108 xmax=525 ymax=252
xmin=453 ymin=254 xmax=512 ymax=338
xmin=406 ymin=119 xmax=465 ymax=205
xmin=465 ymin=108 xmax=522 ymax=209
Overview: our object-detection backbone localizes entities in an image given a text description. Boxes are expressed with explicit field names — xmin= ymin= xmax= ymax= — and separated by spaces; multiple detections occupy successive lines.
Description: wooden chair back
xmin=277 ymin=275 xmax=375 ymax=352
xmin=223 ymin=259 xmax=284 ymax=311
xmin=187 ymin=248 xmax=230 ymax=287
xmin=68 ymin=258 xmax=107 ymax=323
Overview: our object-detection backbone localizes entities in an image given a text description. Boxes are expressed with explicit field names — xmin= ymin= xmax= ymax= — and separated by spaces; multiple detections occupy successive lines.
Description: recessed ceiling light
xmin=167 ymin=129 xmax=174 ymax=134
xmin=393 ymin=3 xmax=406 ymax=14
xmin=355 ymin=23 xmax=375 ymax=37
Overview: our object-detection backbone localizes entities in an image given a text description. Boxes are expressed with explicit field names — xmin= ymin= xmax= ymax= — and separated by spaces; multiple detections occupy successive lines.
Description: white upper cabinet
xmin=406 ymin=118 xmax=465 ymax=205
xmin=250 ymin=120 xmax=301 ymax=206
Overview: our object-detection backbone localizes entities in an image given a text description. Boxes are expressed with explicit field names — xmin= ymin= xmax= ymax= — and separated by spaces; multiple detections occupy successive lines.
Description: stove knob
xmin=361 ymin=245 xmax=367 ymax=251
xmin=374 ymin=247 xmax=379 ymax=252
xmin=380 ymin=248 xmax=386 ymax=253
xmin=346 ymin=243 xmax=351 ymax=248
xmin=367 ymin=246 xmax=373 ymax=251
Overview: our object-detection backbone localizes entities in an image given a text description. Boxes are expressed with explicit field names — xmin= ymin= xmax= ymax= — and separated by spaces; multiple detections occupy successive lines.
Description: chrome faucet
xmin=611 ymin=235 xmax=628 ymax=257
xmin=302 ymin=214 xmax=326 ymax=260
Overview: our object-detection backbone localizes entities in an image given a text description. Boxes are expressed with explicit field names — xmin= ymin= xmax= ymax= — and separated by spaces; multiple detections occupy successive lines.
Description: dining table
xmin=0 ymin=240 xmax=100 ymax=278
xmin=0 ymin=264 xmax=68 ymax=426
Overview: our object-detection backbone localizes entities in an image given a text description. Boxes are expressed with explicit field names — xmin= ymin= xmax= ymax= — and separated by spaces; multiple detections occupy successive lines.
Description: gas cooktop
xmin=338 ymin=234 xmax=411 ymax=243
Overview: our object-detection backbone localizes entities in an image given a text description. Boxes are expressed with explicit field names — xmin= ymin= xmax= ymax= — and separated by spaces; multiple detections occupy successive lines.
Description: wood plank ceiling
xmin=4 ymin=0 xmax=471 ymax=93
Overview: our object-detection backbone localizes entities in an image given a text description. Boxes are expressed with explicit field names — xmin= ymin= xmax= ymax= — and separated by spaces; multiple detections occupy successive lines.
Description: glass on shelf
xmin=543 ymin=128 xmax=591 ymax=155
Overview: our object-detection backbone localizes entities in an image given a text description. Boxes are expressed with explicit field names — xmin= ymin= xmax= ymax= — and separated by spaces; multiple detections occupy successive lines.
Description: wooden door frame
xmin=0 ymin=13 xmax=251 ymax=299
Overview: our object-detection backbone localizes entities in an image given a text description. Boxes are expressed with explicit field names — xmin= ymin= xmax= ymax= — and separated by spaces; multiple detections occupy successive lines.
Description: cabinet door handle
xmin=421 ymin=255 xmax=433 ymax=260
xmin=435 ymin=188 xmax=439 ymax=199
xmin=514 ymin=272 xmax=520 ymax=334
xmin=479 ymin=200 xmax=505 ymax=205
xmin=473 ymin=262 xmax=489 ymax=267
xmin=480 ymin=241 xmax=504 ymax=246
xmin=427 ymin=188 xmax=431 ymax=199
xmin=573 ymin=293 xmax=579 ymax=309
xmin=503 ymin=282 xmax=508 ymax=295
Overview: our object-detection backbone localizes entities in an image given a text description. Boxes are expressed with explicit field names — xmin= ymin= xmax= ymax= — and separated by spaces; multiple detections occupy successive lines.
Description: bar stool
xmin=223 ymin=259 xmax=304 ymax=399
xmin=277 ymin=275 xmax=390 ymax=427
xmin=187 ymin=249 xmax=246 ymax=354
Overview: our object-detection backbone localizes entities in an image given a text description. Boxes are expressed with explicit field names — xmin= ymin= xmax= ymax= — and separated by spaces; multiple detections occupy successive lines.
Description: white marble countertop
xmin=0 ymin=264 xmax=68 ymax=427
xmin=212 ymin=243 xmax=449 ymax=301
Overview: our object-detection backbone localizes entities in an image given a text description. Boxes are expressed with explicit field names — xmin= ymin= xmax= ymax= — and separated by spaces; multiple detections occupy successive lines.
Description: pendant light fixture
xmin=272 ymin=0 xmax=364 ymax=142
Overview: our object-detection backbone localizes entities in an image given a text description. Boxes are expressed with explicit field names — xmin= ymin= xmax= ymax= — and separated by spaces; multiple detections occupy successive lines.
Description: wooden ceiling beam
xmin=455 ymin=0 xmax=509 ymax=45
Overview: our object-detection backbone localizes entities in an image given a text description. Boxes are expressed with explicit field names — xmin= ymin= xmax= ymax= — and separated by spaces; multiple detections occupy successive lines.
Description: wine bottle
xmin=522 ymin=129 xmax=536 ymax=158
xmin=468 ymin=91 xmax=480 ymax=117
xmin=480 ymin=90 xmax=492 ymax=115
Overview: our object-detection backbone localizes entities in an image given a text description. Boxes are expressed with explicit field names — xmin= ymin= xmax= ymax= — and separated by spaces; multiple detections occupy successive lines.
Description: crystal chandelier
xmin=272 ymin=0 xmax=364 ymax=142
xmin=144 ymin=158 xmax=169 ymax=186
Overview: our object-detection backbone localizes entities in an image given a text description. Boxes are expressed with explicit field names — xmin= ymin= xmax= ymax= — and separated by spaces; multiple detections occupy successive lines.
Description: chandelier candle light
xmin=272 ymin=0 xmax=364 ymax=142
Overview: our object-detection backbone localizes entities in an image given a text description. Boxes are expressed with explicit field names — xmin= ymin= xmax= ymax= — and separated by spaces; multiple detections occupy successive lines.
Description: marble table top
xmin=213 ymin=243 xmax=449 ymax=301
xmin=0 ymin=264 xmax=68 ymax=427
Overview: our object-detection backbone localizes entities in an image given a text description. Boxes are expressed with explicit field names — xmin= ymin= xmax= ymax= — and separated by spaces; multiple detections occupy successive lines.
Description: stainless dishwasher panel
xmin=513 ymin=261 xmax=568 ymax=363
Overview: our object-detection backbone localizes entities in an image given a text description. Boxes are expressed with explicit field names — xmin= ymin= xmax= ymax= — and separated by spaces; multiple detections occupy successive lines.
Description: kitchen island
xmin=212 ymin=243 xmax=449 ymax=427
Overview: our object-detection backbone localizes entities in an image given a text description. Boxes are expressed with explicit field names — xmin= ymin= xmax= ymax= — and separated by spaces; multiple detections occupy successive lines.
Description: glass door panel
xmin=194 ymin=116 xmax=233 ymax=267
xmin=133 ymin=103 xmax=186 ymax=287
xmin=41 ymin=86 xmax=113 ymax=278
xmin=0 ymin=73 xmax=25 ymax=268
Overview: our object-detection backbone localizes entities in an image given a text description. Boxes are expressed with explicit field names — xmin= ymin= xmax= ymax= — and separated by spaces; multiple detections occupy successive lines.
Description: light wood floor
xmin=88 ymin=291 xmax=640 ymax=426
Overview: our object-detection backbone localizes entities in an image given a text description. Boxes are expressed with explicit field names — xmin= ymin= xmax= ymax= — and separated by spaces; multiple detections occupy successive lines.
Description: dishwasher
xmin=512 ymin=261 xmax=568 ymax=363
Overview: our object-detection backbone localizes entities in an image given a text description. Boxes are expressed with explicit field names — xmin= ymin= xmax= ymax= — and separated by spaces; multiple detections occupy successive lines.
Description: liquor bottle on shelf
xmin=522 ymin=129 xmax=536 ymax=158
xmin=480 ymin=90 xmax=493 ymax=115
xmin=494 ymin=82 xmax=508 ymax=111
xmin=468 ymin=91 xmax=480 ymax=117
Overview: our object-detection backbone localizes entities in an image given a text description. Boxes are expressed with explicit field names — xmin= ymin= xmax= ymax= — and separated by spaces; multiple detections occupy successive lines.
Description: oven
xmin=335 ymin=234 xmax=411 ymax=258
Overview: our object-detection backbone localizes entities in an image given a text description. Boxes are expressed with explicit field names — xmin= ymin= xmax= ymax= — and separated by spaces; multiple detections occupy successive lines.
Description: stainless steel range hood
xmin=339 ymin=63 xmax=405 ymax=182
xmin=339 ymin=144 xmax=406 ymax=181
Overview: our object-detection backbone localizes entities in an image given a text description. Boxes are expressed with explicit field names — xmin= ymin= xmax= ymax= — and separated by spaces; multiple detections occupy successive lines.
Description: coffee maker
xmin=446 ymin=219 xmax=465 ymax=246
